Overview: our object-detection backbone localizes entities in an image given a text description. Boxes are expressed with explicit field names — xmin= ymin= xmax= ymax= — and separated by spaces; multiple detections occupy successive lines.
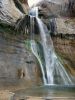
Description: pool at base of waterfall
xmin=13 ymin=85 xmax=75 ymax=100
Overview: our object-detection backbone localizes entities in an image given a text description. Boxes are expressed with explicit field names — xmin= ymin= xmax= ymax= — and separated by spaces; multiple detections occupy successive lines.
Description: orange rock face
xmin=53 ymin=37 xmax=75 ymax=80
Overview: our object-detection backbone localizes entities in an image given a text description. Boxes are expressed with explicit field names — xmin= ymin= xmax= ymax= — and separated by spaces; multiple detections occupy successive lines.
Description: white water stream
xmin=29 ymin=6 xmax=73 ymax=85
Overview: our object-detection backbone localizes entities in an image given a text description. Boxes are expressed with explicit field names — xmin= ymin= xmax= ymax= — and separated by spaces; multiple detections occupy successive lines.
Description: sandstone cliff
xmin=0 ymin=0 xmax=75 ymax=90
xmin=0 ymin=0 xmax=29 ymax=25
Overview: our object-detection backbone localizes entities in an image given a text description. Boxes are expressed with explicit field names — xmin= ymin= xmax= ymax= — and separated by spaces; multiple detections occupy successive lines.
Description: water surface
xmin=14 ymin=85 xmax=75 ymax=99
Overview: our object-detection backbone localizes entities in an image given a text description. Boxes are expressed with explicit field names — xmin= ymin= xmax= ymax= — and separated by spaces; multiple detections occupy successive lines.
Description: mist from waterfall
xmin=29 ymin=7 xmax=74 ymax=85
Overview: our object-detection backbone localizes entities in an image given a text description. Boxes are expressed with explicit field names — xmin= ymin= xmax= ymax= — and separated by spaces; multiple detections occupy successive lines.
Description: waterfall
xmin=29 ymin=7 xmax=74 ymax=85
xmin=30 ymin=7 xmax=47 ymax=84
xmin=36 ymin=18 xmax=73 ymax=85
xmin=37 ymin=18 xmax=56 ymax=84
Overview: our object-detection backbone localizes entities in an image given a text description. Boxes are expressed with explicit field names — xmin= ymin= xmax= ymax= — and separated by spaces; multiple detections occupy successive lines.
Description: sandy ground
xmin=0 ymin=91 xmax=14 ymax=100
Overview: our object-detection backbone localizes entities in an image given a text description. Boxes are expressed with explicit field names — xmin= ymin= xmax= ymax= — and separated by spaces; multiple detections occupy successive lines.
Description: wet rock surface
xmin=0 ymin=32 xmax=75 ymax=90
xmin=53 ymin=36 xmax=75 ymax=81
xmin=40 ymin=17 xmax=75 ymax=36
xmin=0 ymin=33 xmax=42 ymax=90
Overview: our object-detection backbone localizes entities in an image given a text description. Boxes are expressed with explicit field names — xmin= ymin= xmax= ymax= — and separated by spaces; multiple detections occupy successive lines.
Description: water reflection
xmin=14 ymin=85 xmax=75 ymax=99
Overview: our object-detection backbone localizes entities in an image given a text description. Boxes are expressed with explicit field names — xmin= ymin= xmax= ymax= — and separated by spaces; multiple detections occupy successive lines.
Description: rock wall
xmin=55 ymin=18 xmax=75 ymax=34
xmin=0 ymin=0 xmax=29 ymax=25
xmin=0 ymin=33 xmax=42 ymax=90
xmin=53 ymin=37 xmax=75 ymax=82
xmin=37 ymin=0 xmax=75 ymax=17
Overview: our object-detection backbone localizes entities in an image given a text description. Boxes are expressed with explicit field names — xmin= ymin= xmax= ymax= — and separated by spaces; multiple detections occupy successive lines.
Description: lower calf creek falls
xmin=30 ymin=7 xmax=74 ymax=85
xmin=0 ymin=0 xmax=75 ymax=99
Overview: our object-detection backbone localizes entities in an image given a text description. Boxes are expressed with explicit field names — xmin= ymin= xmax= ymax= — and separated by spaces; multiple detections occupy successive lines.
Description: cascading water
xmin=36 ymin=18 xmax=73 ymax=85
xmin=29 ymin=7 xmax=74 ymax=85
xmin=30 ymin=7 xmax=47 ymax=84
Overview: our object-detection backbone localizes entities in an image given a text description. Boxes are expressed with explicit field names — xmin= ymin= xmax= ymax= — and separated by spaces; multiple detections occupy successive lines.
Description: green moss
xmin=24 ymin=39 xmax=31 ymax=51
